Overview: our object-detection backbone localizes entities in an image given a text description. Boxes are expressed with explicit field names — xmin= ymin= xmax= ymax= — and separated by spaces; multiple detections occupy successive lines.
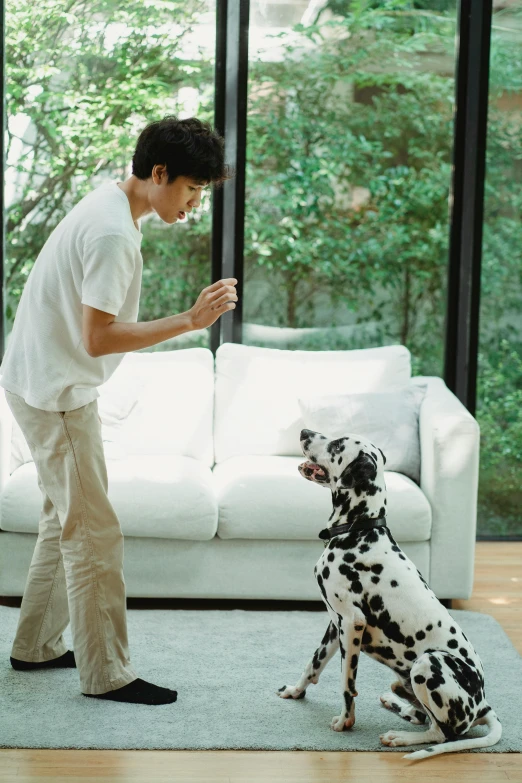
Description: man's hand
xmin=188 ymin=278 xmax=238 ymax=330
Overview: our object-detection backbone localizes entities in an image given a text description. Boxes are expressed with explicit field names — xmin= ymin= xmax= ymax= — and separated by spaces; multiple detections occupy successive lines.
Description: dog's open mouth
xmin=299 ymin=461 xmax=328 ymax=482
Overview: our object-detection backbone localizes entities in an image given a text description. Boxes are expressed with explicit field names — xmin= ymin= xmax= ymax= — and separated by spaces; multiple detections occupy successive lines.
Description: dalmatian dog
xmin=277 ymin=429 xmax=502 ymax=760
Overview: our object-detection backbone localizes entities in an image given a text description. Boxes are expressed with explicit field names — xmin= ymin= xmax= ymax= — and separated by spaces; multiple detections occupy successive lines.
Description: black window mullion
xmin=444 ymin=0 xmax=493 ymax=416
xmin=217 ymin=0 xmax=249 ymax=348
xmin=211 ymin=0 xmax=228 ymax=355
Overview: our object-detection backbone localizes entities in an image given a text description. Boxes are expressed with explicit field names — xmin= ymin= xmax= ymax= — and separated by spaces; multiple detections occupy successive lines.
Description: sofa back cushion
xmin=98 ymin=348 xmax=215 ymax=465
xmin=9 ymin=347 xmax=215 ymax=472
xmin=214 ymin=343 xmax=412 ymax=463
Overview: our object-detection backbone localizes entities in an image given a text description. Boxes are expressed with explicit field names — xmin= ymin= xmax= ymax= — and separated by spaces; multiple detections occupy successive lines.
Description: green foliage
xmin=5 ymin=0 xmax=213 ymax=323
xmin=245 ymin=1 xmax=456 ymax=366
xmin=476 ymin=339 xmax=522 ymax=536
xmin=4 ymin=0 xmax=522 ymax=534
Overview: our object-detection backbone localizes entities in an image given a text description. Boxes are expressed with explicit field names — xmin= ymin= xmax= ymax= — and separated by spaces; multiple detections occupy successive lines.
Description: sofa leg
xmin=439 ymin=598 xmax=452 ymax=609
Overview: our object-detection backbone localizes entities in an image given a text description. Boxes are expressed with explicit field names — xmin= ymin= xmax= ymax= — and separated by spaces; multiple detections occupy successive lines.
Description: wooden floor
xmin=0 ymin=541 xmax=520 ymax=783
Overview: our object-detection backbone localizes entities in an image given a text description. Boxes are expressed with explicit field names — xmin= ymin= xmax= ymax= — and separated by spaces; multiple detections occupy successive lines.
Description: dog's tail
xmin=403 ymin=709 xmax=502 ymax=761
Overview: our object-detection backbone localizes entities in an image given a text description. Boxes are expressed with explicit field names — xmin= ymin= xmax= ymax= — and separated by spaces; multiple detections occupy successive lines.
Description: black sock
xmin=11 ymin=650 xmax=76 ymax=670
xmin=83 ymin=677 xmax=177 ymax=705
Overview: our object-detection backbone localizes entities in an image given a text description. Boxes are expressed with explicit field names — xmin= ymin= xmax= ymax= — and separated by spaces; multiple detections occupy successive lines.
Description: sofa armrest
xmin=413 ymin=376 xmax=480 ymax=600
xmin=0 ymin=390 xmax=13 ymax=493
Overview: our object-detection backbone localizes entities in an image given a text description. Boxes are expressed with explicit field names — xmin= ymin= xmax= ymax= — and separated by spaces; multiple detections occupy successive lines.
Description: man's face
xmin=150 ymin=165 xmax=207 ymax=224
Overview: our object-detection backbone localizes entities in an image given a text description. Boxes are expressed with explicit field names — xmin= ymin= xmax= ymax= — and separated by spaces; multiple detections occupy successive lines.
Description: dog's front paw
xmin=330 ymin=714 xmax=355 ymax=731
xmin=277 ymin=684 xmax=306 ymax=700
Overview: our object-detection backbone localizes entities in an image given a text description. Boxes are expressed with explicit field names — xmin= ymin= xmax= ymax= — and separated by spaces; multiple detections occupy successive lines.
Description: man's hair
xmin=131 ymin=115 xmax=231 ymax=185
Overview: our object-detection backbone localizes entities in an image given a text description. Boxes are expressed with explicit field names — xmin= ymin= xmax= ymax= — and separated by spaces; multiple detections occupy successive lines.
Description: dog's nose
xmin=301 ymin=429 xmax=315 ymax=440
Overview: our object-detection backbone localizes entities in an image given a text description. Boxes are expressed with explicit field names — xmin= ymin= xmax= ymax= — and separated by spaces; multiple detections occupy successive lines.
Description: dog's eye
xmin=329 ymin=439 xmax=343 ymax=454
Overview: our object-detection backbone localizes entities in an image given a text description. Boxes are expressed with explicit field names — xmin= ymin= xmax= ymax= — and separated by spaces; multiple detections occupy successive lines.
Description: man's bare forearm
xmin=93 ymin=312 xmax=194 ymax=356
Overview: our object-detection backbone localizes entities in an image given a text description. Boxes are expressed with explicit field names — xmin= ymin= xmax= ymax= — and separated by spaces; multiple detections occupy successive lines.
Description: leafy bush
xmin=4 ymin=0 xmax=522 ymax=534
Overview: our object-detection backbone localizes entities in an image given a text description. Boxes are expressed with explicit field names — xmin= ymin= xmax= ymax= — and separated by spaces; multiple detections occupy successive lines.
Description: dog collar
xmin=318 ymin=518 xmax=388 ymax=541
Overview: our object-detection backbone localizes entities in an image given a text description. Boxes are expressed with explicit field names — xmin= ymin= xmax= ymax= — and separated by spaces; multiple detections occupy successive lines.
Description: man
xmin=0 ymin=115 xmax=238 ymax=705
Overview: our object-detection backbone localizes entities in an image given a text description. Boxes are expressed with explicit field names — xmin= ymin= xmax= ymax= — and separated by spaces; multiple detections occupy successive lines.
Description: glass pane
xmin=4 ymin=0 xmax=216 ymax=353
xmin=245 ymin=0 xmax=457 ymax=377
xmin=476 ymin=1 xmax=522 ymax=537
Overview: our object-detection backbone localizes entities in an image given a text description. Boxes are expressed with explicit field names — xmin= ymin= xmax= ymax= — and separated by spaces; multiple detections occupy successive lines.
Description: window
xmin=244 ymin=0 xmax=457 ymax=381
xmin=4 ymin=0 xmax=216 ymax=352
xmin=476 ymin=0 xmax=522 ymax=537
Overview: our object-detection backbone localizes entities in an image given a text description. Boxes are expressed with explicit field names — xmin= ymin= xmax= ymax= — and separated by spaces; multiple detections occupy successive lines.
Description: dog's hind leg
xmin=277 ymin=621 xmax=339 ymax=700
xmin=380 ymin=678 xmax=427 ymax=725
xmin=380 ymin=691 xmax=428 ymax=725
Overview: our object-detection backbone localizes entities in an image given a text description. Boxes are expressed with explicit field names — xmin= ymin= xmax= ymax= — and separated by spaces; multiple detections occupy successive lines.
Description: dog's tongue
xmin=303 ymin=461 xmax=325 ymax=479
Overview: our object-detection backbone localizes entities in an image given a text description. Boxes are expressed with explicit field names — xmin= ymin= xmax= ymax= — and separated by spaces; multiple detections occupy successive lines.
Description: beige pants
xmin=4 ymin=390 xmax=139 ymax=694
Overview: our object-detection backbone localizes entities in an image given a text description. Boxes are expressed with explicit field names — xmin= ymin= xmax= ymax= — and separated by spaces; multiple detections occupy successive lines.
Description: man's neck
xmin=117 ymin=177 xmax=154 ymax=227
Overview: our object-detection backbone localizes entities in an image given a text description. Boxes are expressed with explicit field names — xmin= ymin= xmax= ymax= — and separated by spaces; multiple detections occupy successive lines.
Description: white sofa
xmin=0 ymin=342 xmax=479 ymax=601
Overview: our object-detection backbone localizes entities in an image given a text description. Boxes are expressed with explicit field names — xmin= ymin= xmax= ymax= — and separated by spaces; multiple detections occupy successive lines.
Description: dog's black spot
xmin=339 ymin=451 xmax=378 ymax=492
xmin=364 ymin=529 xmax=380 ymax=544
xmin=447 ymin=639 xmax=458 ymax=649
xmin=322 ymin=567 xmax=330 ymax=580
xmin=391 ymin=580 xmax=398 ymax=587
xmin=316 ymin=574 xmax=329 ymax=605
xmin=426 ymin=624 xmax=433 ymax=631
xmin=372 ymin=645 xmax=396 ymax=660
xmin=370 ymin=594 xmax=384 ymax=612
xmin=371 ymin=564 xmax=384 ymax=575
xmin=414 ymin=675 xmax=426 ymax=684
xmin=338 ymin=564 xmax=363 ymax=593
xmin=321 ymin=624 xmax=335 ymax=645
xmin=450 ymin=626 xmax=456 ymax=634
xmin=416 ymin=631 xmax=426 ymax=641
xmin=371 ymin=576 xmax=380 ymax=584
xmin=328 ymin=552 xmax=335 ymax=562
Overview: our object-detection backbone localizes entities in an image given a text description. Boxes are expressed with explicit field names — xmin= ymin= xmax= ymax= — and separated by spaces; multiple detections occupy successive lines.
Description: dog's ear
xmin=339 ymin=450 xmax=377 ymax=489
xmin=378 ymin=447 xmax=386 ymax=466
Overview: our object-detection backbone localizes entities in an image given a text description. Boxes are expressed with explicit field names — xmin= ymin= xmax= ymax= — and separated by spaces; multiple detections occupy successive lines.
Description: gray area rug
xmin=0 ymin=607 xmax=520 ymax=752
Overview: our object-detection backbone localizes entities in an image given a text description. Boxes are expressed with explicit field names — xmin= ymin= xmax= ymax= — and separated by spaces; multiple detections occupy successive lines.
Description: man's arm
xmin=82 ymin=306 xmax=194 ymax=357
xmin=83 ymin=277 xmax=238 ymax=357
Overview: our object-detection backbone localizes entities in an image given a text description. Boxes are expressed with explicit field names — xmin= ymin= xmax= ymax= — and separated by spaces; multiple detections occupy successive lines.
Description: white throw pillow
xmin=298 ymin=384 xmax=427 ymax=484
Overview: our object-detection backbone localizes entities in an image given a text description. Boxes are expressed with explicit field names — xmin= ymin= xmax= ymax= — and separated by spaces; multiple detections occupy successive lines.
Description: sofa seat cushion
xmin=213 ymin=456 xmax=431 ymax=542
xmin=0 ymin=455 xmax=217 ymax=541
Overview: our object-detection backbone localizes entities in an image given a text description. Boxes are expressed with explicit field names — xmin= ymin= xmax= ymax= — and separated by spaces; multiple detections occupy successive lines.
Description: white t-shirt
xmin=0 ymin=181 xmax=143 ymax=411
